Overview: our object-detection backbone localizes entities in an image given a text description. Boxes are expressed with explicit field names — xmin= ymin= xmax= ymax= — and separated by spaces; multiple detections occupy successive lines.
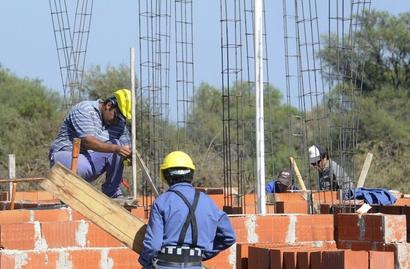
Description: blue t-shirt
xmin=50 ymin=100 xmax=130 ymax=154
xmin=265 ymin=180 xmax=296 ymax=193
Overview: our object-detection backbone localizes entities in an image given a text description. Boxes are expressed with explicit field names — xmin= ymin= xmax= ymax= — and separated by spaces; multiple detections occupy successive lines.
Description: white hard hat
xmin=308 ymin=145 xmax=322 ymax=164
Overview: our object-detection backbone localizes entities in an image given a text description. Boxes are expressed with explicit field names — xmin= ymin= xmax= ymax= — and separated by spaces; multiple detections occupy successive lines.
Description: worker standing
xmin=49 ymin=89 xmax=132 ymax=198
xmin=139 ymin=151 xmax=236 ymax=269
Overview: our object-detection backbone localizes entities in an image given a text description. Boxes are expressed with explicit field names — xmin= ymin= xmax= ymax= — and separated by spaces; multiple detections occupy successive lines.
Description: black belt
xmin=156 ymin=260 xmax=202 ymax=268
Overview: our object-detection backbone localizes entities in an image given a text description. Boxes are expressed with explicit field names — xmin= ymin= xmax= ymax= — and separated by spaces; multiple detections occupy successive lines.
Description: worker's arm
xmin=138 ymin=202 xmax=163 ymax=268
xmin=81 ymin=136 xmax=131 ymax=158
xmin=203 ymin=211 xmax=236 ymax=261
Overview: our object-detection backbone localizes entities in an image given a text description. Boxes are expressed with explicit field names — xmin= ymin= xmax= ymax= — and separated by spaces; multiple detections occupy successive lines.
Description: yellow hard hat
xmin=113 ymin=89 xmax=132 ymax=121
xmin=160 ymin=151 xmax=195 ymax=181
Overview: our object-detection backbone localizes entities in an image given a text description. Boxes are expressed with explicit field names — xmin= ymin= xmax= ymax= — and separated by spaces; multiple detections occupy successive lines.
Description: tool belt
xmin=156 ymin=260 xmax=202 ymax=268
xmin=157 ymin=246 xmax=202 ymax=264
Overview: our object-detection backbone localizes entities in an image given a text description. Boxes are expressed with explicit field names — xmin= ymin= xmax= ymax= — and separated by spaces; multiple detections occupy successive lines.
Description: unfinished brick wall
xmin=0 ymin=191 xmax=409 ymax=269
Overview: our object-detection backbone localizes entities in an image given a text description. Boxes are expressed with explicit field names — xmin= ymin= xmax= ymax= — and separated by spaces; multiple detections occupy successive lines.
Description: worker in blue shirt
xmin=139 ymin=151 xmax=236 ymax=269
xmin=265 ymin=169 xmax=295 ymax=193
xmin=49 ymin=89 xmax=132 ymax=198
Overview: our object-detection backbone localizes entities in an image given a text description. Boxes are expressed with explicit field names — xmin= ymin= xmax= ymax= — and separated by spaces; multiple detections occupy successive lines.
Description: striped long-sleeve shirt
xmin=49 ymin=100 xmax=130 ymax=154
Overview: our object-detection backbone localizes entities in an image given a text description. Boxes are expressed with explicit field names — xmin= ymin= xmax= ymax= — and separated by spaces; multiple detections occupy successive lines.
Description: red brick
xmin=310 ymin=251 xmax=322 ymax=269
xmin=272 ymin=192 xmax=306 ymax=202
xmin=275 ymin=200 xmax=308 ymax=214
xmin=0 ymin=252 xmax=59 ymax=269
xmin=87 ymin=222 xmax=124 ymax=247
xmin=41 ymin=221 xmax=77 ymax=248
xmin=1 ymin=248 xmax=140 ymax=269
xmin=269 ymin=249 xmax=283 ymax=269
xmin=337 ymin=214 xmax=360 ymax=241
xmin=41 ymin=221 xmax=124 ymax=248
xmin=34 ymin=209 xmax=70 ymax=222
xmin=369 ymin=251 xmax=394 ymax=269
xmin=312 ymin=191 xmax=339 ymax=203
xmin=203 ymin=247 xmax=232 ymax=269
xmin=236 ymin=243 xmax=249 ymax=269
xmin=283 ymin=251 xmax=297 ymax=269
xmin=344 ymin=250 xmax=369 ymax=269
xmin=337 ymin=214 xmax=406 ymax=243
xmin=108 ymin=248 xmax=140 ymax=268
xmin=248 ymin=246 xmax=270 ymax=269
xmin=0 ymin=209 xmax=31 ymax=224
xmin=321 ymin=250 xmax=368 ymax=269
xmin=394 ymin=198 xmax=410 ymax=206
xmin=0 ymin=223 xmax=35 ymax=249
xmin=296 ymin=251 xmax=311 ymax=269
xmin=296 ymin=215 xmax=334 ymax=242
xmin=70 ymin=249 xmax=101 ymax=268
xmin=256 ymin=215 xmax=290 ymax=243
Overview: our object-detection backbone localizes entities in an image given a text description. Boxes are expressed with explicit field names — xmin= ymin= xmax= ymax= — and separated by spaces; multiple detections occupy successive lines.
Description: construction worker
xmin=139 ymin=151 xmax=236 ymax=269
xmin=49 ymin=89 xmax=132 ymax=198
xmin=308 ymin=144 xmax=351 ymax=191
xmin=265 ymin=169 xmax=295 ymax=193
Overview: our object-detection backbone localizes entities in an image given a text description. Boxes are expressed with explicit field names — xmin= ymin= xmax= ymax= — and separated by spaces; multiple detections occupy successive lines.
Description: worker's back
xmin=139 ymin=151 xmax=236 ymax=268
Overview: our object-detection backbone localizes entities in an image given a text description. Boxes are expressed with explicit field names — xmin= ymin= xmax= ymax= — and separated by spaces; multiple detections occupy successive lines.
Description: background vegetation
xmin=0 ymin=10 xmax=408 ymax=193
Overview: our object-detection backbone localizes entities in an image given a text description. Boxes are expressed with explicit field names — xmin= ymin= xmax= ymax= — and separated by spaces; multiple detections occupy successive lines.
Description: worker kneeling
xmin=139 ymin=151 xmax=236 ymax=269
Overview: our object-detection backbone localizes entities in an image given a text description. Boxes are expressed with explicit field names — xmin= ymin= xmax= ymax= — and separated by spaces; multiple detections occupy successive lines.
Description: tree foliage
xmin=0 ymin=66 xmax=64 ymax=186
xmin=320 ymin=10 xmax=410 ymax=192
xmin=320 ymin=10 xmax=410 ymax=93
xmin=83 ymin=64 xmax=132 ymax=100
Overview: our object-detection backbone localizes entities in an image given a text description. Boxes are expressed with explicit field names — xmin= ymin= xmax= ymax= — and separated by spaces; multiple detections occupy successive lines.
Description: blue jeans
xmin=49 ymin=140 xmax=124 ymax=198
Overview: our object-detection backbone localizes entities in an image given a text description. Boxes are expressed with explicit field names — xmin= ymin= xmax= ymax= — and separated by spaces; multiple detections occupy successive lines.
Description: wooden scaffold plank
xmin=40 ymin=162 xmax=146 ymax=253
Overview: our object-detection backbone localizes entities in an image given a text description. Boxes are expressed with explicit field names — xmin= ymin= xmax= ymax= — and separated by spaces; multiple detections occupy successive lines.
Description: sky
xmin=0 ymin=1 xmax=408 ymax=103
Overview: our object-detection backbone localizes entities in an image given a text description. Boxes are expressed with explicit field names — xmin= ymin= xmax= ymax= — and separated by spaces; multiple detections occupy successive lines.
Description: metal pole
xmin=130 ymin=47 xmax=138 ymax=201
xmin=254 ymin=0 xmax=266 ymax=214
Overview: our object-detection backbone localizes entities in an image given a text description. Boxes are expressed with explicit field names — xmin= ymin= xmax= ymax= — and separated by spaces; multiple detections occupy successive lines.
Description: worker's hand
xmin=115 ymin=145 xmax=132 ymax=158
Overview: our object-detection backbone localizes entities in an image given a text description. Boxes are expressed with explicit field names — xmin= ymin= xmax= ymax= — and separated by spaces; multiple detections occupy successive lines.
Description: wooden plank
xmin=41 ymin=162 xmax=146 ymax=253
xmin=0 ymin=177 xmax=45 ymax=183
xmin=70 ymin=138 xmax=81 ymax=172
xmin=357 ymin=153 xmax=373 ymax=188
xmin=290 ymin=156 xmax=307 ymax=191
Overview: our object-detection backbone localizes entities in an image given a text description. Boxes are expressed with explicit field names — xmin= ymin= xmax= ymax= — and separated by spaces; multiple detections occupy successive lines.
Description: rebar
xmin=49 ymin=0 xmax=93 ymax=107
xmin=138 ymin=0 xmax=172 ymax=207
xmin=220 ymin=0 xmax=245 ymax=211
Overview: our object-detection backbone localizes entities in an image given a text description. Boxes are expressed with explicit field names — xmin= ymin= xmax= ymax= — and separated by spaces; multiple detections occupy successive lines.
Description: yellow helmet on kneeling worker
xmin=113 ymin=89 xmax=132 ymax=121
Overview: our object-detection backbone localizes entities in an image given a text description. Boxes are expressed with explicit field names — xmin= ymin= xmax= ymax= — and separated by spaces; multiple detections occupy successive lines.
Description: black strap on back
xmin=168 ymin=189 xmax=200 ymax=247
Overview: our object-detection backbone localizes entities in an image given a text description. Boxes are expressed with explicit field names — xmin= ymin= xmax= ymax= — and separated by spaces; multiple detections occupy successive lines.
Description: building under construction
xmin=0 ymin=0 xmax=409 ymax=268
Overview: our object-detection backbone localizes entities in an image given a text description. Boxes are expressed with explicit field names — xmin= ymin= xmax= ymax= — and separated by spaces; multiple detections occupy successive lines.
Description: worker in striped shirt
xmin=49 ymin=89 xmax=132 ymax=198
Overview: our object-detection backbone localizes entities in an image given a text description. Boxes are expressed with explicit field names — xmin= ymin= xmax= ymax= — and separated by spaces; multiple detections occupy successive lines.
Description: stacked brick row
xmin=0 ymin=207 xmax=140 ymax=268
xmin=0 ymin=191 xmax=409 ymax=268
xmin=336 ymin=213 xmax=409 ymax=269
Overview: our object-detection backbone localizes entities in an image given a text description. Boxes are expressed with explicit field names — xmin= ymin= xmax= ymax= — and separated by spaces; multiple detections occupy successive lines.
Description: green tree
xmin=0 ymin=66 xmax=63 ymax=187
xmin=320 ymin=10 xmax=410 ymax=93
xmin=83 ymin=64 xmax=133 ymax=99
xmin=319 ymin=10 xmax=410 ymax=192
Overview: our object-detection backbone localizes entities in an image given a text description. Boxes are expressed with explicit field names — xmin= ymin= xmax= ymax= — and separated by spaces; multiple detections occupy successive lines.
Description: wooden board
xmin=357 ymin=152 xmax=373 ymax=188
xmin=40 ymin=162 xmax=146 ymax=253
xmin=289 ymin=156 xmax=307 ymax=191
